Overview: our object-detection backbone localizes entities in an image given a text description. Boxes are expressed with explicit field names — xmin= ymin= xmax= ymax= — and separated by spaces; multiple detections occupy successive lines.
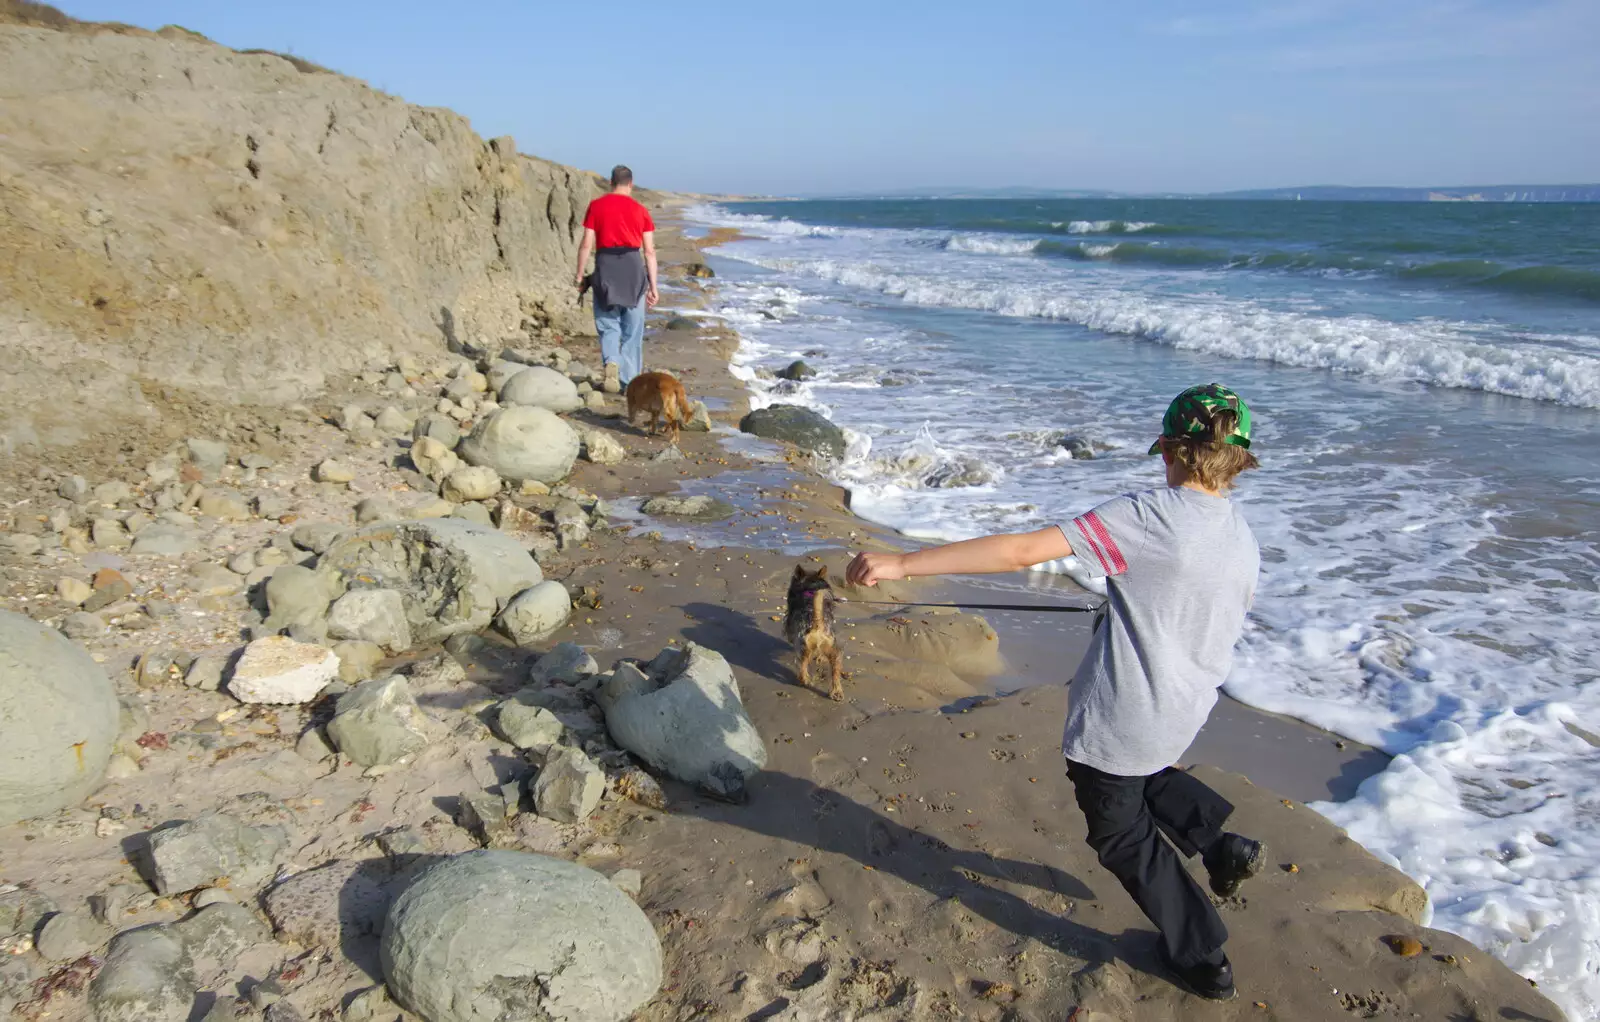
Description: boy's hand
xmin=846 ymin=551 xmax=905 ymax=587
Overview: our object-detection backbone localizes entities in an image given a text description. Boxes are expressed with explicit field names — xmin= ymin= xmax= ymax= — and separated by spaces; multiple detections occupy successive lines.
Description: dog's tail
xmin=664 ymin=385 xmax=687 ymax=431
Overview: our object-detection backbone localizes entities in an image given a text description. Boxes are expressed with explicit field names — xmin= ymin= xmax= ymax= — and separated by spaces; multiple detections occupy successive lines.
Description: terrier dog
xmin=624 ymin=371 xmax=690 ymax=445
xmin=784 ymin=563 xmax=843 ymax=701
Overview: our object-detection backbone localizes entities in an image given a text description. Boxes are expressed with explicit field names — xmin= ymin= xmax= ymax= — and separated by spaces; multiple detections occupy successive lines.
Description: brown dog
xmin=624 ymin=371 xmax=689 ymax=444
xmin=784 ymin=563 xmax=843 ymax=700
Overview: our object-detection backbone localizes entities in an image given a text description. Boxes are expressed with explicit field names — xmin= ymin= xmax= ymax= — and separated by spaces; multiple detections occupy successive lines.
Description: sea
xmin=683 ymin=197 xmax=1600 ymax=1020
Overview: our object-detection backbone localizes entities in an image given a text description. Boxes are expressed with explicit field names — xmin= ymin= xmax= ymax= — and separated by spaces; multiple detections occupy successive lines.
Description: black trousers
xmin=1066 ymin=759 xmax=1234 ymax=967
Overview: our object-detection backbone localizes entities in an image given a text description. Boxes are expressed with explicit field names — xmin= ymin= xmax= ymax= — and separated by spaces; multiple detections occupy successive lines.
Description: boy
xmin=845 ymin=383 xmax=1266 ymax=1001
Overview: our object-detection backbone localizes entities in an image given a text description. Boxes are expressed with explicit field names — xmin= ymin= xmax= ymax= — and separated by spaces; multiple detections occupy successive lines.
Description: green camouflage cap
xmin=1147 ymin=383 xmax=1253 ymax=455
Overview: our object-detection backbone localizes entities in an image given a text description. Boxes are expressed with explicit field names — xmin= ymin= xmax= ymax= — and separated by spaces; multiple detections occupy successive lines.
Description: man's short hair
xmin=610 ymin=165 xmax=633 ymax=188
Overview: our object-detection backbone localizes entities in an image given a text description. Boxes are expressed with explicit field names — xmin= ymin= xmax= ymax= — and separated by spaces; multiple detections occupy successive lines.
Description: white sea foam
xmin=695 ymin=206 xmax=1600 ymax=1018
xmin=1079 ymin=243 xmax=1120 ymax=259
xmin=942 ymin=234 xmax=1041 ymax=255
xmin=1065 ymin=219 xmax=1158 ymax=234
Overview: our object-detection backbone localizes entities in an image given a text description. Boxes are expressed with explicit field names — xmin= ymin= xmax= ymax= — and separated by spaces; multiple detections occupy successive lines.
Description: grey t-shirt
xmin=1057 ymin=486 xmax=1259 ymax=776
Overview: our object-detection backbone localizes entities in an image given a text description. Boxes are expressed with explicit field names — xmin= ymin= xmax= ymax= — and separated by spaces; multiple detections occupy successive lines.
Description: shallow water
xmin=688 ymin=199 xmax=1600 ymax=1020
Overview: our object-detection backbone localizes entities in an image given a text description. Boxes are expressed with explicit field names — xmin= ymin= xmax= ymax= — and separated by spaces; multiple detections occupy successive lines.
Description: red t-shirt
xmin=582 ymin=193 xmax=655 ymax=248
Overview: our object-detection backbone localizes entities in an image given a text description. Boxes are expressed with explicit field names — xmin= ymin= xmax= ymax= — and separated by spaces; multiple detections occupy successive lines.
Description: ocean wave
xmin=942 ymin=234 xmax=1041 ymax=255
xmin=746 ymin=256 xmax=1600 ymax=408
xmin=1058 ymin=219 xmax=1161 ymax=234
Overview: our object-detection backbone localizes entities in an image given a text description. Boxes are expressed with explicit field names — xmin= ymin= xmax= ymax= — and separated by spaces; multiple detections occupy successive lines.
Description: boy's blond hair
xmin=1160 ymin=408 xmax=1260 ymax=492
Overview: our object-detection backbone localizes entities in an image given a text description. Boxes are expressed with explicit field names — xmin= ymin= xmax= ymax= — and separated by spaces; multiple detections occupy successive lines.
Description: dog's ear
xmin=817 ymin=564 xmax=829 ymax=579
xmin=792 ymin=564 xmax=805 ymax=580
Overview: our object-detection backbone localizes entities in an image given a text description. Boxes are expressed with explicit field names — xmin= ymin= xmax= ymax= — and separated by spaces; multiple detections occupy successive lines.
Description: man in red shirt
xmin=574 ymin=165 xmax=659 ymax=386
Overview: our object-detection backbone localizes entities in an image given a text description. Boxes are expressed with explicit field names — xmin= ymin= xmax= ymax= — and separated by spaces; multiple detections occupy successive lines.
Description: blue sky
xmin=57 ymin=0 xmax=1600 ymax=196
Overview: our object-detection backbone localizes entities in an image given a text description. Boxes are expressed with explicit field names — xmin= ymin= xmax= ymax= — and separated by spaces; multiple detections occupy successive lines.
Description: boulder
xmin=316 ymin=519 xmax=545 ymax=645
xmin=411 ymin=412 xmax=461 ymax=450
xmin=579 ymin=428 xmax=626 ymax=466
xmin=264 ymin=859 xmax=390 ymax=950
xmin=171 ymin=902 xmax=271 ymax=962
xmin=380 ymin=850 xmax=662 ymax=1022
xmin=495 ymin=582 xmax=572 ymax=647
xmin=685 ymin=262 xmax=714 ymax=278
xmin=143 ymin=812 xmax=290 ymax=895
xmin=326 ymin=676 xmax=430 ymax=767
xmin=499 ymin=367 xmax=583 ymax=413
xmin=89 ymin=925 xmax=195 ymax=1022
xmin=493 ymin=700 xmax=564 ymax=752
xmin=597 ymin=643 xmax=767 ymax=802
xmin=530 ymin=642 xmax=598 ymax=685
xmin=665 ymin=316 xmax=699 ymax=331
xmin=458 ymin=406 xmax=579 ymax=485
xmin=327 ymin=589 xmax=413 ymax=653
xmin=441 ymin=465 xmax=501 ymax=503
xmin=737 ymin=405 xmax=847 ymax=459
xmin=228 ymin=636 xmax=340 ymax=704
xmin=532 ymin=747 xmax=604 ymax=824
xmin=0 ymin=610 xmax=120 ymax=826
xmin=640 ymin=495 xmax=736 ymax=520
xmin=775 ymin=359 xmax=816 ymax=381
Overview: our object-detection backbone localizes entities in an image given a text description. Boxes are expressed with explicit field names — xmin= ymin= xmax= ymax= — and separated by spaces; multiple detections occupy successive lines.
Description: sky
xmin=56 ymin=0 xmax=1600 ymax=196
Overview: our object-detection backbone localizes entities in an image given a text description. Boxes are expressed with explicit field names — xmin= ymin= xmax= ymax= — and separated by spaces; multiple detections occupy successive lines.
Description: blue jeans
xmin=594 ymin=300 xmax=645 ymax=385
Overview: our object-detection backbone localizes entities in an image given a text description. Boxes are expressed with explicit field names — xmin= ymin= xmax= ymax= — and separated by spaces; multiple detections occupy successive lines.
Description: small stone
xmin=374 ymin=406 xmax=412 ymax=434
xmin=327 ymin=589 xmax=412 ymax=652
xmin=92 ymin=517 xmax=131 ymax=550
xmin=332 ymin=640 xmax=384 ymax=683
xmin=198 ymin=490 xmax=252 ymax=522
xmin=186 ymin=438 xmax=229 ymax=476
xmin=581 ymin=428 xmax=626 ymax=466
xmin=495 ymin=582 xmax=572 ymax=646
xmin=184 ymin=654 xmax=229 ymax=691
xmin=193 ymin=888 xmax=236 ymax=909
xmin=255 ymin=546 xmax=289 ymax=567
xmin=314 ymin=459 xmax=356 ymax=484
xmin=190 ymin=562 xmax=242 ymax=596
xmin=409 ymin=435 xmax=460 ymax=482
xmin=609 ymin=869 xmax=643 ymax=898
xmin=613 ymin=767 xmax=667 ymax=810
xmin=228 ymin=636 xmax=340 ymax=704
xmin=144 ymin=812 xmax=290 ymax=895
xmin=59 ymin=474 xmax=90 ymax=501
xmin=342 ymin=985 xmax=390 ymax=1022
xmin=441 ymin=465 xmax=501 ymax=502
xmin=290 ymin=522 xmax=345 ymax=554
xmin=294 ymin=728 xmax=335 ymax=763
xmin=89 ymin=925 xmax=196 ymax=1022
xmin=494 ymin=700 xmax=564 ymax=751
xmin=685 ymin=401 xmax=712 ymax=432
xmin=326 ymin=676 xmax=430 ymax=767
xmin=533 ymin=746 xmax=604 ymax=824
xmin=62 ymin=611 xmax=109 ymax=639
xmin=652 ymin=445 xmax=687 ymax=463
xmin=335 ymin=404 xmax=372 ymax=431
xmin=264 ymin=859 xmax=391 ymax=951
xmin=135 ymin=650 xmax=179 ymax=689
xmin=57 ymin=577 xmax=92 ymax=605
xmin=227 ymin=551 xmax=256 ymax=575
xmin=104 ymin=753 xmax=141 ymax=779
xmin=455 ymin=790 xmax=511 ymax=847
xmin=411 ymin=412 xmax=461 ymax=449
xmin=531 ymin=642 xmax=598 ymax=685
xmin=1381 ymin=934 xmax=1424 ymax=957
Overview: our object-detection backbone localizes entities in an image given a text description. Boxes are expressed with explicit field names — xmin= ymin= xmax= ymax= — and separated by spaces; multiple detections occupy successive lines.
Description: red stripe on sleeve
xmin=1073 ymin=518 xmax=1112 ymax=574
xmin=1084 ymin=511 xmax=1128 ymax=575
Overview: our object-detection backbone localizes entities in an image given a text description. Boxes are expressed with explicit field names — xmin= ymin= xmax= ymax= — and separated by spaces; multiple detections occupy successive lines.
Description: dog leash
xmin=836 ymin=597 xmax=1099 ymax=614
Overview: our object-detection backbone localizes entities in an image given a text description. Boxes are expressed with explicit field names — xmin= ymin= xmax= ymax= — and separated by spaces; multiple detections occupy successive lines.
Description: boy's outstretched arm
xmin=846 ymin=526 xmax=1073 ymax=587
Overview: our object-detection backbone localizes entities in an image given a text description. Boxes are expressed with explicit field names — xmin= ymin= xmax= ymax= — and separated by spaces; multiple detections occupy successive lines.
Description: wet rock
xmin=0 ymin=610 xmax=120 ymax=826
xmin=227 ymin=636 xmax=339 ymax=704
xmin=408 ymin=435 xmax=459 ymax=483
xmin=381 ymin=850 xmax=661 ymax=1022
xmin=1059 ymin=435 xmax=1096 ymax=460
xmin=441 ymin=465 xmax=501 ymax=502
xmin=598 ymin=643 xmax=767 ymax=802
xmin=493 ymin=699 xmax=563 ymax=752
xmin=737 ymin=404 xmax=846 ymax=459
xmin=89 ymin=925 xmax=195 ymax=1022
xmin=264 ymin=859 xmax=391 ymax=950
xmin=580 ymin=427 xmax=626 ymax=466
xmin=316 ymin=519 xmax=543 ymax=645
xmin=531 ymin=642 xmax=598 ymax=685
xmin=144 ymin=812 xmax=290 ymax=895
xmin=665 ymin=315 xmax=699 ymax=331
xmin=326 ymin=676 xmax=430 ymax=767
xmin=327 ymin=589 xmax=412 ymax=652
xmin=457 ymin=405 xmax=579 ymax=485
xmin=640 ymin=494 xmax=736 ymax=520
xmin=499 ymin=366 xmax=583 ymax=413
xmin=533 ymin=746 xmax=604 ymax=824
xmin=331 ymin=640 xmax=383 ymax=683
xmin=776 ymin=359 xmax=816 ymax=381
xmin=495 ymin=581 xmax=572 ymax=647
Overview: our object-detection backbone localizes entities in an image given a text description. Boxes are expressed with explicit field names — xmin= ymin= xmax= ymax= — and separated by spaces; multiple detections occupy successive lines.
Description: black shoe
xmin=1159 ymin=947 xmax=1237 ymax=1001
xmin=1203 ymin=832 xmax=1264 ymax=898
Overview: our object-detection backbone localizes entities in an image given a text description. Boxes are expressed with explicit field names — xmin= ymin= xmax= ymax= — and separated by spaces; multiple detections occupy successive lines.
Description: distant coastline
xmin=778 ymin=183 xmax=1600 ymax=203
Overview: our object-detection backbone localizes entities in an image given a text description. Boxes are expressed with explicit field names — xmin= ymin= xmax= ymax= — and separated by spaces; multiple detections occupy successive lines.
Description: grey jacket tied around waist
xmin=593 ymin=246 xmax=647 ymax=308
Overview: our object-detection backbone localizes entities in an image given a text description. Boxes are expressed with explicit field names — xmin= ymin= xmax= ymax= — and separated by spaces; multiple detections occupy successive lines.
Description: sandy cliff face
xmin=0 ymin=13 xmax=602 ymax=453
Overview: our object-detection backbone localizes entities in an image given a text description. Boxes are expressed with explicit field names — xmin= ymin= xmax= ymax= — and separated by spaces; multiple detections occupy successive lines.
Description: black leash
xmin=837 ymin=598 xmax=1099 ymax=614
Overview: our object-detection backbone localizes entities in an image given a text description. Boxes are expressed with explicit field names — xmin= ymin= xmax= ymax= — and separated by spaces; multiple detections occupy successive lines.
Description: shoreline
xmin=0 ymin=201 xmax=1561 ymax=1020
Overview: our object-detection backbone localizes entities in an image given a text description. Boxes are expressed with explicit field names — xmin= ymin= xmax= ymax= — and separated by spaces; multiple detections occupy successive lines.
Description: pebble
xmin=314 ymin=459 xmax=356 ymax=484
xmin=57 ymin=577 xmax=92 ymax=605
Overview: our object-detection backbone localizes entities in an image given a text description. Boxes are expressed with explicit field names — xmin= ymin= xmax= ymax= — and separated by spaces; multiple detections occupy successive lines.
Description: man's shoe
xmin=1160 ymin=947 xmax=1237 ymax=1001
xmin=1203 ymin=832 xmax=1264 ymax=898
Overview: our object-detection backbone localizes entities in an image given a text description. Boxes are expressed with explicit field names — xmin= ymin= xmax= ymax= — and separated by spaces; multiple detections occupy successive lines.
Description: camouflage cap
xmin=1147 ymin=383 xmax=1253 ymax=455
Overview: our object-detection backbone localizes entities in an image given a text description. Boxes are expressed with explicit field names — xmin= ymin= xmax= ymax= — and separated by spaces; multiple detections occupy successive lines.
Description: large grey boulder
xmin=597 ymin=643 xmax=767 ymax=802
xmin=144 ymin=812 xmax=290 ymax=895
xmin=495 ymin=581 xmax=572 ymax=646
xmin=327 ymin=589 xmax=413 ymax=653
xmin=532 ymin=747 xmax=604 ymax=824
xmin=737 ymin=404 xmax=847 ymax=459
xmin=0 ymin=610 xmax=120 ymax=826
xmin=326 ymin=676 xmax=431 ymax=767
xmin=380 ymin=850 xmax=662 ymax=1022
xmin=457 ymin=406 xmax=579 ymax=485
xmin=316 ymin=519 xmax=544 ymax=645
xmin=499 ymin=366 xmax=583 ymax=413
xmin=89 ymin=926 xmax=195 ymax=1022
